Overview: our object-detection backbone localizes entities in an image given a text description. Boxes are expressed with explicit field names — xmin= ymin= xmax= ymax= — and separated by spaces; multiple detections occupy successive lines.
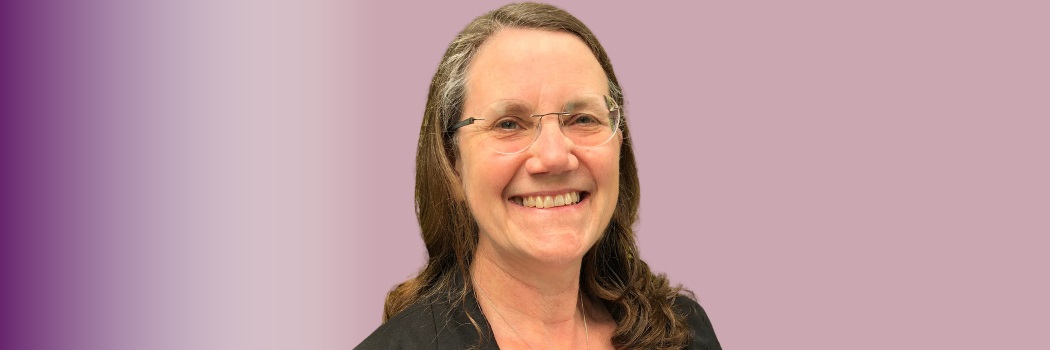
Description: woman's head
xmin=411 ymin=2 xmax=640 ymax=287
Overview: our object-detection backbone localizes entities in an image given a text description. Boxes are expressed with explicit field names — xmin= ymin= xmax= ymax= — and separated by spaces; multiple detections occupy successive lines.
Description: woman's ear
xmin=450 ymin=152 xmax=466 ymax=202
xmin=451 ymin=181 xmax=466 ymax=203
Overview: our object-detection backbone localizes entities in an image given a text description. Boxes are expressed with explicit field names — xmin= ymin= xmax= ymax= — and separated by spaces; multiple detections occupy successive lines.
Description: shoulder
xmin=673 ymin=294 xmax=723 ymax=350
xmin=355 ymin=297 xmax=494 ymax=350
xmin=355 ymin=302 xmax=439 ymax=349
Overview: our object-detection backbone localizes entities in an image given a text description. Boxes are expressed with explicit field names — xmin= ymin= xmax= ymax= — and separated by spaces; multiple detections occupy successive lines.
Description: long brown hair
xmin=384 ymin=2 xmax=692 ymax=348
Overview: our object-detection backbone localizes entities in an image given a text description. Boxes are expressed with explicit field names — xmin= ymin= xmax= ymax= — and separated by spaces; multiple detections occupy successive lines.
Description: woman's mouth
xmin=510 ymin=191 xmax=588 ymax=209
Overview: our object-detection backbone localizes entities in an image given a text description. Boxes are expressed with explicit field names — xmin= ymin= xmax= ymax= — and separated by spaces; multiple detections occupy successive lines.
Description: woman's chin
xmin=522 ymin=240 xmax=590 ymax=265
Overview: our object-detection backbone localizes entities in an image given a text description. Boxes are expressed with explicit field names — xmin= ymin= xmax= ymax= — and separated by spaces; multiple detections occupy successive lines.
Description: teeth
xmin=516 ymin=192 xmax=581 ymax=209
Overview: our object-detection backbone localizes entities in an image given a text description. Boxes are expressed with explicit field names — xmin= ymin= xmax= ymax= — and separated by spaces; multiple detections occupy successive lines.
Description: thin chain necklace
xmin=474 ymin=280 xmax=589 ymax=349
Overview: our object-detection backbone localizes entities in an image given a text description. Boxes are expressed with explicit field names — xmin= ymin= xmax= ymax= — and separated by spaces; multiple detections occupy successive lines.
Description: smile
xmin=510 ymin=191 xmax=586 ymax=209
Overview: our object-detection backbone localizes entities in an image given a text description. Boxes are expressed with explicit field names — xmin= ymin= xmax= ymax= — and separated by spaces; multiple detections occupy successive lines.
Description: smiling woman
xmin=356 ymin=3 xmax=720 ymax=349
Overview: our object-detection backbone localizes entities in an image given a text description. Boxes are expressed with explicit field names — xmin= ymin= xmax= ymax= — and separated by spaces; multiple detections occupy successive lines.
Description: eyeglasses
xmin=447 ymin=94 xmax=622 ymax=154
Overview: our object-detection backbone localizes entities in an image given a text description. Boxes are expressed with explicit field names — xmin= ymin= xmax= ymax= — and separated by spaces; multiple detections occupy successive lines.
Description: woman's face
xmin=456 ymin=28 xmax=620 ymax=266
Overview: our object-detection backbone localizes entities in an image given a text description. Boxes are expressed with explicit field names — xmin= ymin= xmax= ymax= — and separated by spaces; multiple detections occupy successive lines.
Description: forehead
xmin=464 ymin=28 xmax=608 ymax=109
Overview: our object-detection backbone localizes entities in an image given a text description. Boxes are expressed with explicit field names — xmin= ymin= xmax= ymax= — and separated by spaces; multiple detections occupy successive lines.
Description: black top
xmin=356 ymin=288 xmax=721 ymax=350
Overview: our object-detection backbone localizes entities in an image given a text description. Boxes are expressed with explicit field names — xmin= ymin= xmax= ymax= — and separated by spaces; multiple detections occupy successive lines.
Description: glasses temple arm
xmin=447 ymin=117 xmax=484 ymax=133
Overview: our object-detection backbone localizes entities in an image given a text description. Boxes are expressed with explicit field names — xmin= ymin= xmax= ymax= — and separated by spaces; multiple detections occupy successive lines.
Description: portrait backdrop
xmin=1 ymin=1 xmax=1046 ymax=349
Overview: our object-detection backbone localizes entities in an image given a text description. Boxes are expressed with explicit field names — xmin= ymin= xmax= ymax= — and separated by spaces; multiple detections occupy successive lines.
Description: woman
xmin=358 ymin=3 xmax=720 ymax=349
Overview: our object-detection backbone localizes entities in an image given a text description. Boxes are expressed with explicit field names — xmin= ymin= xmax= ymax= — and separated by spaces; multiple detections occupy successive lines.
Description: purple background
xmin=2 ymin=1 xmax=1047 ymax=349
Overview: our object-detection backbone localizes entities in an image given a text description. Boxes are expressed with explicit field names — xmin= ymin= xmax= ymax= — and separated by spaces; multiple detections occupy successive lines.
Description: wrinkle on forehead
xmin=484 ymin=94 xmax=606 ymax=113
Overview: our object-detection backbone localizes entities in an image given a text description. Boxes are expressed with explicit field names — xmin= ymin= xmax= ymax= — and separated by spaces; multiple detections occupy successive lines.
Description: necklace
xmin=474 ymin=280 xmax=589 ymax=349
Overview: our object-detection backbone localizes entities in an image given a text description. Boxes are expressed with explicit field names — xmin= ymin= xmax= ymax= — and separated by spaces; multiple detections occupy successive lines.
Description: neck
xmin=471 ymin=241 xmax=585 ymax=326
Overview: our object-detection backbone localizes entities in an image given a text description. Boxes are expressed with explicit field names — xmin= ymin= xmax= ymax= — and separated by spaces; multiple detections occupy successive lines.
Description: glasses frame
xmin=446 ymin=95 xmax=622 ymax=155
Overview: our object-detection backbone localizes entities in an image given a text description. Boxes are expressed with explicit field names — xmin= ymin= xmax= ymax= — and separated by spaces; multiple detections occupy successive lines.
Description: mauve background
xmin=2 ymin=0 xmax=1047 ymax=349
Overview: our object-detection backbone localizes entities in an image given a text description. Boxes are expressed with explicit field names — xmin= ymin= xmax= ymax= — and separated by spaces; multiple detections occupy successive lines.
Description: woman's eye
xmin=496 ymin=119 xmax=522 ymax=130
xmin=568 ymin=114 xmax=600 ymax=125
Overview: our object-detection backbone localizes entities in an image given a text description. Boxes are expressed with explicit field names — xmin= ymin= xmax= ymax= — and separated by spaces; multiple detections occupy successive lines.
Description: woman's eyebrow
xmin=564 ymin=97 xmax=602 ymax=112
xmin=491 ymin=101 xmax=533 ymax=114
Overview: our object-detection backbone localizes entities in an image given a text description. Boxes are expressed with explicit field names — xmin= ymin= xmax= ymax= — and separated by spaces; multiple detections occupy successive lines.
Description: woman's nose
xmin=524 ymin=115 xmax=579 ymax=175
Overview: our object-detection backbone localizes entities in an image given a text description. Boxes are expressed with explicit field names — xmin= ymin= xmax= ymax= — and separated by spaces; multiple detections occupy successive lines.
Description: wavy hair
xmin=383 ymin=2 xmax=692 ymax=348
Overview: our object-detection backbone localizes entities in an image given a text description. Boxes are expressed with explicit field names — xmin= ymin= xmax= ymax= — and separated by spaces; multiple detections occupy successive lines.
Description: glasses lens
xmin=474 ymin=100 xmax=539 ymax=154
xmin=560 ymin=94 xmax=620 ymax=148
xmin=472 ymin=94 xmax=620 ymax=154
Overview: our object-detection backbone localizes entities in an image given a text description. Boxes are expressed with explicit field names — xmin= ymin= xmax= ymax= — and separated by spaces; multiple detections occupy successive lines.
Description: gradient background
xmin=2 ymin=0 xmax=1047 ymax=349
